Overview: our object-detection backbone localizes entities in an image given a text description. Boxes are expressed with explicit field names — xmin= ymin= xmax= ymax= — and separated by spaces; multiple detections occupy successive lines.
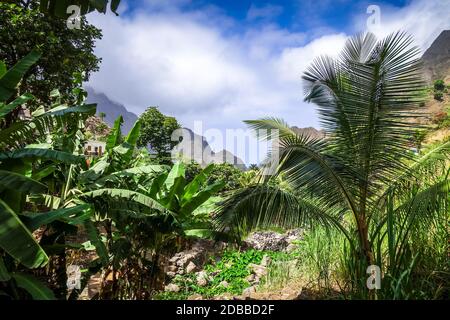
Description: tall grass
xmin=260 ymin=214 xmax=448 ymax=300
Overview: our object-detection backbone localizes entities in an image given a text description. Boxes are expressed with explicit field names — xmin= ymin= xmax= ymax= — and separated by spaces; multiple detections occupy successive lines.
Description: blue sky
xmin=87 ymin=0 xmax=449 ymax=164
xmin=121 ymin=0 xmax=412 ymax=35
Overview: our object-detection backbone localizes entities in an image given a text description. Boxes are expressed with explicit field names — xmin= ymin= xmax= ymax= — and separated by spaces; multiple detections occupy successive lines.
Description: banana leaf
xmin=21 ymin=204 xmax=91 ymax=231
xmin=84 ymin=220 xmax=108 ymax=266
xmin=81 ymin=188 xmax=167 ymax=212
xmin=0 ymin=94 xmax=34 ymax=118
xmin=106 ymin=116 xmax=123 ymax=151
xmin=39 ymin=0 xmax=120 ymax=17
xmin=0 ymin=256 xmax=10 ymax=281
xmin=0 ymin=200 xmax=48 ymax=268
xmin=0 ymin=50 xmax=41 ymax=102
xmin=180 ymin=181 xmax=225 ymax=216
xmin=12 ymin=273 xmax=55 ymax=300
xmin=0 ymin=170 xmax=47 ymax=194
xmin=0 ymin=148 xmax=87 ymax=168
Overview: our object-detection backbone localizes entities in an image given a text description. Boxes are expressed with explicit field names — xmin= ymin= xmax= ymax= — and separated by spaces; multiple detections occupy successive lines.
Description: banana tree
xmin=77 ymin=123 xmax=224 ymax=297
xmin=0 ymin=50 xmax=100 ymax=299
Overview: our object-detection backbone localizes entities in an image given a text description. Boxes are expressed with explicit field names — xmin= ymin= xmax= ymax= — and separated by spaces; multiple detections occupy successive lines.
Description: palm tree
xmin=214 ymin=32 xmax=449 ymax=295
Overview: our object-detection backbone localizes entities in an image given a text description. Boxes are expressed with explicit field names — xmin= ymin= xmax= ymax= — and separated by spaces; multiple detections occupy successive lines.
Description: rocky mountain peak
xmin=422 ymin=30 xmax=450 ymax=84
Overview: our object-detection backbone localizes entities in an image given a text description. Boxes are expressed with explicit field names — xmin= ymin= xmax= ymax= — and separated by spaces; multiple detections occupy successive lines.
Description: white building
xmin=84 ymin=140 xmax=106 ymax=156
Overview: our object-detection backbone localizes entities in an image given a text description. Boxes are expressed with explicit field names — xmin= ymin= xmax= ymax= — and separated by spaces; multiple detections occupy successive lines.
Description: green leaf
xmin=44 ymin=104 xmax=96 ymax=117
xmin=125 ymin=119 xmax=141 ymax=146
xmin=181 ymin=163 xmax=214 ymax=203
xmin=0 ymin=94 xmax=34 ymax=119
xmin=31 ymin=165 xmax=56 ymax=181
xmin=28 ymin=194 xmax=61 ymax=210
xmin=79 ymin=159 xmax=109 ymax=184
xmin=106 ymin=116 xmax=123 ymax=151
xmin=12 ymin=273 xmax=55 ymax=300
xmin=83 ymin=220 xmax=108 ymax=266
xmin=149 ymin=172 xmax=168 ymax=198
xmin=0 ymin=61 xmax=6 ymax=78
xmin=81 ymin=188 xmax=167 ymax=212
xmin=0 ymin=149 xmax=87 ymax=167
xmin=0 ymin=50 xmax=41 ymax=102
xmin=111 ymin=0 xmax=121 ymax=15
xmin=161 ymin=175 xmax=185 ymax=211
xmin=165 ymin=162 xmax=185 ymax=191
xmin=180 ymin=180 xmax=224 ymax=216
xmin=0 ymin=200 xmax=48 ymax=268
xmin=120 ymin=119 xmax=142 ymax=163
xmin=184 ymin=229 xmax=214 ymax=239
xmin=0 ymin=257 xmax=10 ymax=281
xmin=22 ymin=204 xmax=92 ymax=231
xmin=92 ymin=165 xmax=166 ymax=187
xmin=0 ymin=170 xmax=47 ymax=194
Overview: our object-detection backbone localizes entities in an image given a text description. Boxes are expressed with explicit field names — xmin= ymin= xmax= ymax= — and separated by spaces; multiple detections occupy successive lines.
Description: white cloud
xmin=353 ymin=0 xmax=450 ymax=51
xmin=86 ymin=0 xmax=448 ymax=163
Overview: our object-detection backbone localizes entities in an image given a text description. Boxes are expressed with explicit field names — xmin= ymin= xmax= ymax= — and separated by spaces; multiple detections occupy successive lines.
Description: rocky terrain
xmin=162 ymin=229 xmax=304 ymax=300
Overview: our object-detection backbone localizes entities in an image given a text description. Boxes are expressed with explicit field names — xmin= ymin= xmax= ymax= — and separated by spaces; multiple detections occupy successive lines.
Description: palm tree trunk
xmin=357 ymin=216 xmax=373 ymax=266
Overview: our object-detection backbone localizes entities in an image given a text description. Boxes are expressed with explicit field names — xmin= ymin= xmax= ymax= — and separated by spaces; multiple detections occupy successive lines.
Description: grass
xmin=156 ymin=214 xmax=449 ymax=300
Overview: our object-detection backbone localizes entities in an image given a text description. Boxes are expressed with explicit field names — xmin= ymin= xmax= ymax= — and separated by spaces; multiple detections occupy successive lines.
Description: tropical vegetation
xmin=0 ymin=2 xmax=448 ymax=301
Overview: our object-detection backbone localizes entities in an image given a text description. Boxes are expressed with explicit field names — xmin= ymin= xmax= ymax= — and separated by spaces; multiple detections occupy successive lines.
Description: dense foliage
xmin=0 ymin=52 xmax=225 ymax=299
xmin=0 ymin=1 xmax=102 ymax=108
xmin=137 ymin=106 xmax=181 ymax=162
xmin=0 ymin=7 xmax=447 ymax=300
xmin=215 ymin=32 xmax=450 ymax=299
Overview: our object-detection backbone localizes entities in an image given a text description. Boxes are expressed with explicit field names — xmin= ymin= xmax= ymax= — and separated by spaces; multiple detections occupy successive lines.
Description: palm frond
xmin=303 ymin=31 xmax=425 ymax=209
xmin=213 ymin=184 xmax=348 ymax=240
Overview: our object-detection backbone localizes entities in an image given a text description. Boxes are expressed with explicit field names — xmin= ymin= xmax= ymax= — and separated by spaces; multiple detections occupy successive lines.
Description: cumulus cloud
xmin=353 ymin=0 xmax=450 ymax=50
xmin=86 ymin=0 xmax=448 ymax=163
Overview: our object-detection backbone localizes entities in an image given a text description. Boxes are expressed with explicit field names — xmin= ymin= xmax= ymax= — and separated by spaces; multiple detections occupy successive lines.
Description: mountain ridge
xmin=85 ymin=86 xmax=138 ymax=134
xmin=421 ymin=30 xmax=450 ymax=84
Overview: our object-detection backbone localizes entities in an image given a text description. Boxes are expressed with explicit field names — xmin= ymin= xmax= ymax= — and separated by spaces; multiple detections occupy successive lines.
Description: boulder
xmin=165 ymin=239 xmax=227 ymax=279
xmin=243 ymin=229 xmax=303 ymax=251
xmin=185 ymin=261 xmax=197 ymax=273
xmin=242 ymin=286 xmax=257 ymax=298
xmin=286 ymin=243 xmax=298 ymax=253
xmin=196 ymin=271 xmax=209 ymax=287
xmin=164 ymin=283 xmax=180 ymax=292
xmin=246 ymin=274 xmax=256 ymax=283
xmin=248 ymin=263 xmax=267 ymax=278
xmin=213 ymin=293 xmax=234 ymax=300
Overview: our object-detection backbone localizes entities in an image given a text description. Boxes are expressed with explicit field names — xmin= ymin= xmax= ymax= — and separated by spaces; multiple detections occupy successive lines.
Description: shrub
xmin=185 ymin=160 xmax=202 ymax=183
xmin=208 ymin=163 xmax=244 ymax=191
xmin=433 ymin=79 xmax=445 ymax=91
xmin=434 ymin=91 xmax=444 ymax=101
